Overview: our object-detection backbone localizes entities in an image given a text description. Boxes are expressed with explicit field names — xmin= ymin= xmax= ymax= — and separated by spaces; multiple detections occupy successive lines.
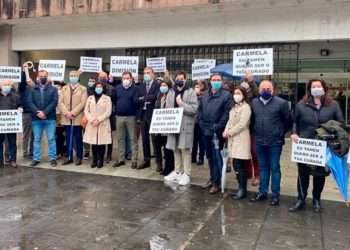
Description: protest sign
xmin=0 ymin=110 xmax=23 ymax=134
xmin=291 ymin=138 xmax=327 ymax=167
xmin=146 ymin=57 xmax=167 ymax=73
xmin=149 ymin=108 xmax=184 ymax=134
xmin=80 ymin=57 xmax=102 ymax=73
xmin=194 ymin=59 xmax=216 ymax=68
xmin=110 ymin=56 xmax=139 ymax=77
xmin=192 ymin=61 xmax=215 ymax=80
xmin=0 ymin=66 xmax=22 ymax=82
xmin=233 ymin=48 xmax=273 ymax=76
xmin=38 ymin=60 xmax=66 ymax=81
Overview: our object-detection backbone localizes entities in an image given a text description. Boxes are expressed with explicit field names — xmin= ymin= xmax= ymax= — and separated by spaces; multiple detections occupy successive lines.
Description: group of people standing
xmin=0 ymin=63 xmax=345 ymax=213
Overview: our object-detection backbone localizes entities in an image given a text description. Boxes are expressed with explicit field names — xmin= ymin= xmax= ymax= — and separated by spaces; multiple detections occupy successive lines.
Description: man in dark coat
xmin=136 ymin=67 xmax=160 ymax=170
xmin=250 ymin=80 xmax=291 ymax=206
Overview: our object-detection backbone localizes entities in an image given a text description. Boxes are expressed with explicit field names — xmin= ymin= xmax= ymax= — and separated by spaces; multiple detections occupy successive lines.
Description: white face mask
xmin=233 ymin=94 xmax=243 ymax=103
xmin=122 ymin=80 xmax=132 ymax=89
xmin=311 ymin=87 xmax=325 ymax=97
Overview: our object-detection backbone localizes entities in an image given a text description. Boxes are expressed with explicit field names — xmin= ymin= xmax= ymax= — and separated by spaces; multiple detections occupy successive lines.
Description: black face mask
xmin=175 ymin=80 xmax=185 ymax=88
xmin=39 ymin=77 xmax=48 ymax=85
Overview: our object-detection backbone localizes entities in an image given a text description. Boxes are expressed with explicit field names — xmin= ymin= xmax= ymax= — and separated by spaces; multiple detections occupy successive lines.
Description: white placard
xmin=192 ymin=61 xmax=215 ymax=80
xmin=0 ymin=66 xmax=22 ymax=83
xmin=233 ymin=48 xmax=273 ymax=76
xmin=110 ymin=56 xmax=139 ymax=77
xmin=38 ymin=60 xmax=66 ymax=82
xmin=80 ymin=57 xmax=102 ymax=73
xmin=146 ymin=57 xmax=167 ymax=73
xmin=291 ymin=138 xmax=327 ymax=167
xmin=0 ymin=110 xmax=23 ymax=134
xmin=194 ymin=59 xmax=216 ymax=68
xmin=149 ymin=108 xmax=184 ymax=134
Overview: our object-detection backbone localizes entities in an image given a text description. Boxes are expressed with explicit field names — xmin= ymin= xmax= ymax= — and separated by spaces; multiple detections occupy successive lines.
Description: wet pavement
xmin=0 ymin=166 xmax=349 ymax=250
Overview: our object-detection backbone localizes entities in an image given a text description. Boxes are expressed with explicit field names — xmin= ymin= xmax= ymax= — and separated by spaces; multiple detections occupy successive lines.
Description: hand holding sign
xmin=290 ymin=134 xmax=300 ymax=143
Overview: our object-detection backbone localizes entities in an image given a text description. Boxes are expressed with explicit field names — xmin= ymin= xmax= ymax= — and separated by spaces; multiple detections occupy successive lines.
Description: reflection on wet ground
xmin=0 ymin=167 xmax=349 ymax=250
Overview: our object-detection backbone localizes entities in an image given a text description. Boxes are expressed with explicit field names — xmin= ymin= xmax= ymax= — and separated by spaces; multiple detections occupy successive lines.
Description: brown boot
xmin=137 ymin=161 xmax=150 ymax=170
xmin=156 ymin=162 xmax=163 ymax=172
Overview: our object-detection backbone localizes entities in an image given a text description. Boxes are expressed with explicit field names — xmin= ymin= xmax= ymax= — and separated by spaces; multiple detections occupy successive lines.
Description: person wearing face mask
xmin=87 ymin=78 xmax=96 ymax=96
xmin=27 ymin=70 xmax=59 ymax=167
xmin=153 ymin=80 xmax=175 ymax=176
xmin=112 ymin=71 xmax=139 ymax=169
xmin=250 ymin=80 xmax=291 ymax=206
xmin=198 ymin=73 xmax=233 ymax=194
xmin=58 ymin=70 xmax=88 ymax=166
xmin=83 ymin=83 xmax=112 ymax=168
xmin=98 ymin=71 xmax=115 ymax=163
xmin=223 ymin=86 xmax=252 ymax=200
xmin=289 ymin=79 xmax=344 ymax=213
xmin=136 ymin=67 xmax=160 ymax=170
xmin=164 ymin=71 xmax=198 ymax=186
xmin=0 ymin=80 xmax=22 ymax=168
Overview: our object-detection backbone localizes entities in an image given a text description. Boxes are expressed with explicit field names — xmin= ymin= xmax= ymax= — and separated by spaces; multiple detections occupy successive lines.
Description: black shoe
xmin=270 ymin=197 xmax=280 ymax=206
xmin=0 ymin=160 xmax=4 ymax=168
xmin=91 ymin=161 xmax=97 ymax=168
xmin=197 ymin=159 xmax=204 ymax=166
xmin=250 ymin=193 xmax=267 ymax=202
xmin=313 ymin=199 xmax=321 ymax=213
xmin=232 ymin=189 xmax=247 ymax=200
xmin=113 ymin=161 xmax=125 ymax=168
xmin=97 ymin=162 xmax=103 ymax=169
xmin=50 ymin=160 xmax=57 ymax=167
xmin=137 ymin=161 xmax=151 ymax=170
xmin=191 ymin=158 xmax=196 ymax=164
xmin=62 ymin=159 xmax=73 ymax=165
xmin=289 ymin=200 xmax=305 ymax=212
xmin=75 ymin=159 xmax=82 ymax=166
xmin=30 ymin=160 xmax=40 ymax=167
xmin=84 ymin=152 xmax=90 ymax=160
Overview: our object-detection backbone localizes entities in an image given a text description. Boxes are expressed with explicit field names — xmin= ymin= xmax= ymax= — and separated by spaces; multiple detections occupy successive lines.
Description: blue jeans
xmin=256 ymin=144 xmax=283 ymax=198
xmin=32 ymin=120 xmax=57 ymax=162
xmin=64 ymin=125 xmax=83 ymax=160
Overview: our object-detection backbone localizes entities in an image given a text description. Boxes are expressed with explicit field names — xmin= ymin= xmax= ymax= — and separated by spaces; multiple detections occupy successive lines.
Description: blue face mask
xmin=144 ymin=74 xmax=152 ymax=83
xmin=211 ymin=81 xmax=222 ymax=90
xmin=260 ymin=90 xmax=272 ymax=100
xmin=1 ymin=86 xmax=12 ymax=95
xmin=95 ymin=87 xmax=103 ymax=95
xmin=160 ymin=86 xmax=169 ymax=94
xmin=69 ymin=76 xmax=79 ymax=84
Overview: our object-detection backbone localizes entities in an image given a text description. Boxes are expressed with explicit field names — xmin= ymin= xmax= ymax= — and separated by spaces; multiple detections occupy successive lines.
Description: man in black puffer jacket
xmin=250 ymin=80 xmax=291 ymax=206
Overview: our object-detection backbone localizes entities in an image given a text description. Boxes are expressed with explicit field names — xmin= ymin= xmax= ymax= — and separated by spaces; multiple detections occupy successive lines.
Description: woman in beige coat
xmin=223 ymin=86 xmax=252 ymax=200
xmin=83 ymin=83 xmax=112 ymax=168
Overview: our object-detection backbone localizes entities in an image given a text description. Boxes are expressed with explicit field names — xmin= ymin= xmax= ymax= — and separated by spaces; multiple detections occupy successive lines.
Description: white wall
xmin=10 ymin=0 xmax=350 ymax=51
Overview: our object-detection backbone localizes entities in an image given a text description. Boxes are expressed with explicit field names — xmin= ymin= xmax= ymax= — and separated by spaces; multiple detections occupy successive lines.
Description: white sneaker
xmin=164 ymin=171 xmax=182 ymax=183
xmin=179 ymin=173 xmax=191 ymax=186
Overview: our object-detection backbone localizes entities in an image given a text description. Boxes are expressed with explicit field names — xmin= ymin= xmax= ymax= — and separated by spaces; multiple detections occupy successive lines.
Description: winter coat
xmin=165 ymin=88 xmax=198 ymax=150
xmin=225 ymin=102 xmax=252 ymax=160
xmin=83 ymin=94 xmax=112 ymax=145
xmin=58 ymin=84 xmax=87 ymax=126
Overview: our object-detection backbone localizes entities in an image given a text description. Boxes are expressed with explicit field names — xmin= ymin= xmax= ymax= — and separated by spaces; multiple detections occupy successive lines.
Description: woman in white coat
xmin=223 ymin=86 xmax=252 ymax=200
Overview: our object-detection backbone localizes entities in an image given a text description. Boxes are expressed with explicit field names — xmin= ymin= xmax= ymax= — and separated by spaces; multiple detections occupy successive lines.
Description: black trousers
xmin=192 ymin=123 xmax=205 ymax=162
xmin=91 ymin=145 xmax=106 ymax=165
xmin=0 ymin=133 xmax=16 ymax=161
xmin=56 ymin=126 xmax=66 ymax=157
xmin=153 ymin=134 xmax=174 ymax=175
xmin=297 ymin=163 xmax=326 ymax=201
xmin=141 ymin=119 xmax=154 ymax=163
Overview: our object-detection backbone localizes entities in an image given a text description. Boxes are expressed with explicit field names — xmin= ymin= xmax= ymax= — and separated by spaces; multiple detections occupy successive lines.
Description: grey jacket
xmin=165 ymin=88 xmax=198 ymax=150
xmin=293 ymin=97 xmax=344 ymax=139
xmin=251 ymin=96 xmax=291 ymax=146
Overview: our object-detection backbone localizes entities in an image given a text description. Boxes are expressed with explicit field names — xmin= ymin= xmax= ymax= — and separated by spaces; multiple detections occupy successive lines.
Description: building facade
xmin=1 ymin=0 xmax=350 ymax=121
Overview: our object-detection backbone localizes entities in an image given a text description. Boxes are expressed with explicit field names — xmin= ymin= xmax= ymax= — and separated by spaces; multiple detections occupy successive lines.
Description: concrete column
xmin=0 ymin=25 xmax=19 ymax=66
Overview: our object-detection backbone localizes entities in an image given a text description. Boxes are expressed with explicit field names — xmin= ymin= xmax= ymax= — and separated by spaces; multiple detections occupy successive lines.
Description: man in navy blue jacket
xmin=27 ymin=70 xmax=58 ymax=167
xmin=112 ymin=72 xmax=139 ymax=169
xmin=136 ymin=67 xmax=160 ymax=170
